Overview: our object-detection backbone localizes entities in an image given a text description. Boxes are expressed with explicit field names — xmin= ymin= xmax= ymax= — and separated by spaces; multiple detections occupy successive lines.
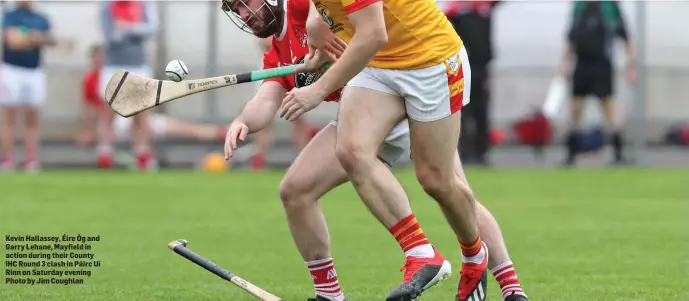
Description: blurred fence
xmin=1 ymin=1 xmax=688 ymax=144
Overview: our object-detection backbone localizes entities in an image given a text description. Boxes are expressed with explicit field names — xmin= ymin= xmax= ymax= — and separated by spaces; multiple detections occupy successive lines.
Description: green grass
xmin=1 ymin=169 xmax=688 ymax=301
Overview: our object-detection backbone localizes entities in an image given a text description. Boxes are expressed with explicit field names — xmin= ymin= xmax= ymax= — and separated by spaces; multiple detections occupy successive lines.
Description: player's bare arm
xmin=3 ymin=27 xmax=31 ymax=50
xmin=224 ymin=82 xmax=287 ymax=159
xmin=28 ymin=30 xmax=56 ymax=47
xmin=309 ymin=1 xmax=386 ymax=96
xmin=279 ymin=2 xmax=386 ymax=121
xmin=294 ymin=2 xmax=345 ymax=73
xmin=302 ymin=1 xmax=346 ymax=61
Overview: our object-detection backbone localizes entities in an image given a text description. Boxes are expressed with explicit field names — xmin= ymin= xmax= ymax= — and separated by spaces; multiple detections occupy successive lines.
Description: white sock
xmin=461 ymin=243 xmax=486 ymax=264
xmin=405 ymin=244 xmax=435 ymax=258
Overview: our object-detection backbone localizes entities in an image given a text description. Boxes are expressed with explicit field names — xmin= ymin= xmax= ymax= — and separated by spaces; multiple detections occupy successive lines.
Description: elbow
xmin=368 ymin=28 xmax=388 ymax=49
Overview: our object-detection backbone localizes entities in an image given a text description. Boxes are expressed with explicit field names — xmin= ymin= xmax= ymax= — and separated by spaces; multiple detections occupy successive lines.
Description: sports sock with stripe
xmin=460 ymin=236 xmax=486 ymax=263
xmin=307 ymin=257 xmax=346 ymax=301
xmin=388 ymin=214 xmax=435 ymax=258
xmin=491 ymin=260 xmax=527 ymax=300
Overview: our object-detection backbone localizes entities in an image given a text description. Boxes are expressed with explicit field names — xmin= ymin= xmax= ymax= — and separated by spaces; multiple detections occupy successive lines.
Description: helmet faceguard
xmin=221 ymin=0 xmax=283 ymax=38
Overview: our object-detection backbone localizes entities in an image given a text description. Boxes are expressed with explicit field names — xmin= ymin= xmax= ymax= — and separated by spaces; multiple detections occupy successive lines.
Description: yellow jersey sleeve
xmin=340 ymin=0 xmax=380 ymax=14
xmin=314 ymin=0 xmax=463 ymax=70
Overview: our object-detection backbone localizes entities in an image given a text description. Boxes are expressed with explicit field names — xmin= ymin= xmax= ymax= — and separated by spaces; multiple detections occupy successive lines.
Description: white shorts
xmin=113 ymin=113 xmax=168 ymax=141
xmin=0 ymin=63 xmax=46 ymax=107
xmin=347 ymin=47 xmax=471 ymax=122
xmin=99 ymin=65 xmax=152 ymax=101
xmin=327 ymin=119 xmax=410 ymax=166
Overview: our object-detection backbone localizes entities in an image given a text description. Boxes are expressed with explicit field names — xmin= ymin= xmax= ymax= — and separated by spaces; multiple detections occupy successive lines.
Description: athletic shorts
xmin=347 ymin=47 xmax=471 ymax=122
xmin=572 ymin=60 xmax=613 ymax=100
xmin=99 ymin=65 xmax=152 ymax=101
xmin=327 ymin=119 xmax=410 ymax=166
xmin=113 ymin=113 xmax=168 ymax=141
xmin=0 ymin=63 xmax=46 ymax=107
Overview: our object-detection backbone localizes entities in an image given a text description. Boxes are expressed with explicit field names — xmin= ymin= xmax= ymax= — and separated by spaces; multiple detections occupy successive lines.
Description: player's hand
xmin=305 ymin=16 xmax=346 ymax=57
xmin=296 ymin=48 xmax=335 ymax=73
xmin=26 ymin=31 xmax=45 ymax=47
xmin=224 ymin=120 xmax=249 ymax=160
xmin=280 ymin=86 xmax=325 ymax=122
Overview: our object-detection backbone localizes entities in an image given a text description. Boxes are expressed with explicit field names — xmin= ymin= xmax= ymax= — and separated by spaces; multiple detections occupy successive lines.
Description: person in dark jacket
xmin=444 ymin=1 xmax=500 ymax=166
xmin=560 ymin=1 xmax=636 ymax=166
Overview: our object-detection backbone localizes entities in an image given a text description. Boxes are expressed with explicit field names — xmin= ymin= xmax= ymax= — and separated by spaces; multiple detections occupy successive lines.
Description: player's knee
xmin=24 ymin=109 xmax=39 ymax=127
xmin=335 ymin=140 xmax=374 ymax=174
xmin=416 ymin=165 xmax=470 ymax=202
xmin=278 ymin=175 xmax=313 ymax=210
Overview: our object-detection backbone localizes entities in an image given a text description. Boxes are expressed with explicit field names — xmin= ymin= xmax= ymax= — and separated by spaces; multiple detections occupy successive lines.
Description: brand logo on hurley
xmin=224 ymin=76 xmax=237 ymax=84
xmin=197 ymin=80 xmax=219 ymax=88
xmin=188 ymin=83 xmax=196 ymax=90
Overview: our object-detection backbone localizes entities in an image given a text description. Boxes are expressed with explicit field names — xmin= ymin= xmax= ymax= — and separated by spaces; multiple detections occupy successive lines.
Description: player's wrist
xmin=310 ymin=81 xmax=330 ymax=101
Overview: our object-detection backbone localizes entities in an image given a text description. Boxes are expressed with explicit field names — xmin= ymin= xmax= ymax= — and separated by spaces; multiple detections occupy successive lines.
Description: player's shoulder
xmin=3 ymin=8 xmax=19 ymax=19
xmin=34 ymin=11 xmax=50 ymax=24
xmin=287 ymin=0 xmax=310 ymax=21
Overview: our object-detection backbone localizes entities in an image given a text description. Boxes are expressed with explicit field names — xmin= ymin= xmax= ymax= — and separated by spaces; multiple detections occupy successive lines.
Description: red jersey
xmin=262 ymin=0 xmax=341 ymax=102
xmin=82 ymin=68 xmax=104 ymax=108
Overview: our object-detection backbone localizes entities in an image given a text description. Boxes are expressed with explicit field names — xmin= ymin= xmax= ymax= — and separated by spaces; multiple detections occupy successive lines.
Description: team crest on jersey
xmin=296 ymin=30 xmax=307 ymax=47
xmin=314 ymin=2 xmax=343 ymax=33
xmin=445 ymin=52 xmax=460 ymax=73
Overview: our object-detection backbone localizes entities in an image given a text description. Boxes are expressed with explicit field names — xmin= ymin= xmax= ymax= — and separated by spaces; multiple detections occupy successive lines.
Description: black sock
xmin=611 ymin=131 xmax=623 ymax=161
xmin=566 ymin=131 xmax=579 ymax=163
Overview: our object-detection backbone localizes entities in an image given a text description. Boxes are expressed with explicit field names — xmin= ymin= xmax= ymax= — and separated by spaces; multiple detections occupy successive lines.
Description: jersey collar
xmin=274 ymin=0 xmax=289 ymax=41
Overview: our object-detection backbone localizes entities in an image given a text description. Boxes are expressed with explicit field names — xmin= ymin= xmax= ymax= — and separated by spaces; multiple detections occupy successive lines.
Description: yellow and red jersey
xmin=313 ymin=0 xmax=463 ymax=69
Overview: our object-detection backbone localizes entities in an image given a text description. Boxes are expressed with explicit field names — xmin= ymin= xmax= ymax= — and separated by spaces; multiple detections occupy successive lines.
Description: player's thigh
xmin=393 ymin=48 xmax=467 ymax=173
xmin=0 ymin=65 xmax=21 ymax=107
xmin=408 ymin=113 xmax=462 ymax=178
xmin=26 ymin=68 xmax=47 ymax=108
xmin=396 ymin=47 xmax=470 ymax=123
xmin=0 ymin=64 xmax=40 ymax=107
xmin=338 ymin=71 xmax=406 ymax=158
xmin=571 ymin=62 xmax=593 ymax=98
xmin=281 ymin=123 xmax=348 ymax=199
xmin=593 ymin=62 xmax=614 ymax=100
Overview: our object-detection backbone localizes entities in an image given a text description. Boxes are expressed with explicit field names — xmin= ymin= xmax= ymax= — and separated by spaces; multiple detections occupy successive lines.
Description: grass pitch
xmin=1 ymin=169 xmax=687 ymax=301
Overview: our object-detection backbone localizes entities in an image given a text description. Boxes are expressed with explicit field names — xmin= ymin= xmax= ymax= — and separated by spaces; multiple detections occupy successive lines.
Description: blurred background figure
xmin=78 ymin=45 xmax=228 ymax=164
xmin=560 ymin=0 xmax=636 ymax=166
xmin=76 ymin=45 xmax=109 ymax=149
xmin=0 ymin=0 xmax=55 ymax=172
xmin=99 ymin=0 xmax=158 ymax=170
xmin=443 ymin=0 xmax=501 ymax=166
xmin=248 ymin=37 xmax=309 ymax=170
